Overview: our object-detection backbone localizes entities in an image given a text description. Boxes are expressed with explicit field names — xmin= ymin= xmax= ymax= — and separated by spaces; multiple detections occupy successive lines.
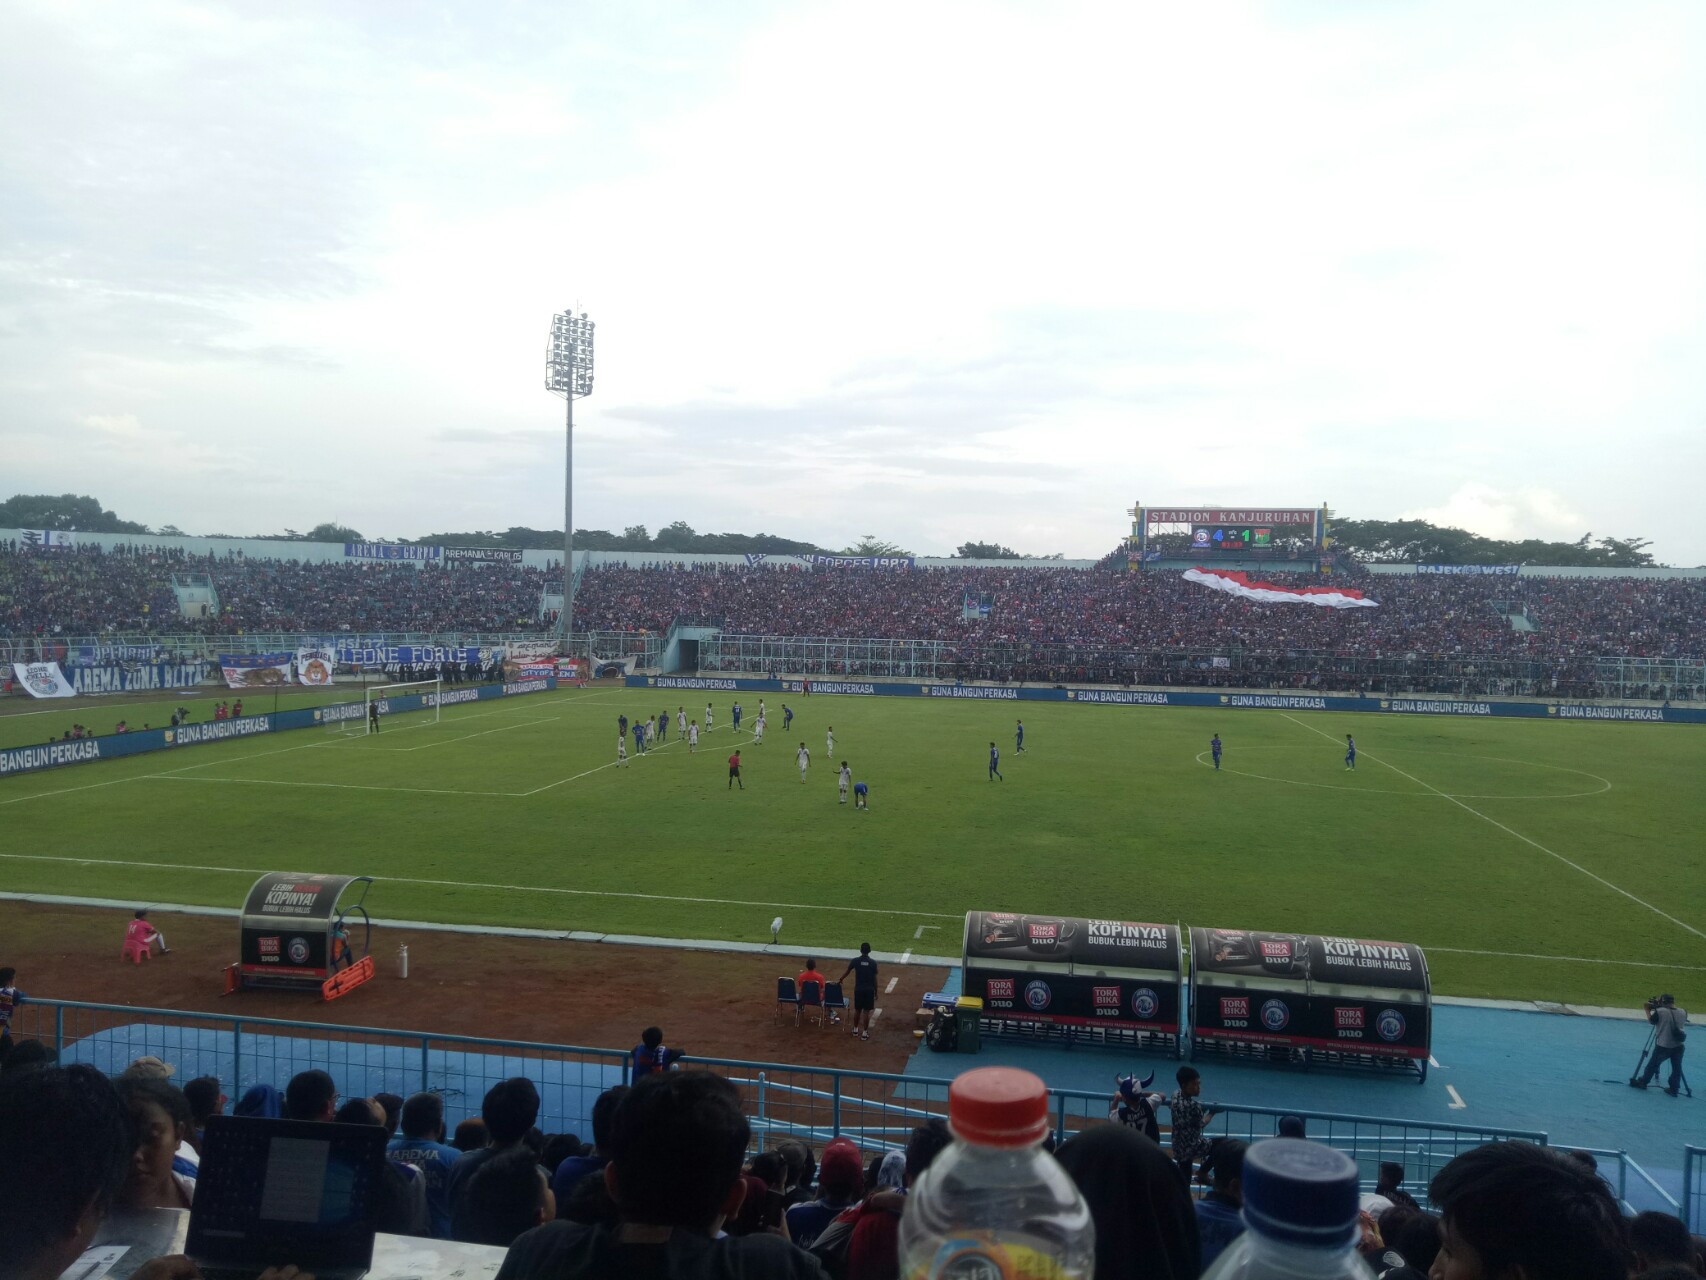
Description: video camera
xmin=1644 ymin=994 xmax=1674 ymax=1008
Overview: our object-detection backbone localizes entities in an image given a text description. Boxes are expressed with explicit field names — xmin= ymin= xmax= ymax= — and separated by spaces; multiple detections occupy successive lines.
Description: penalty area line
xmin=1278 ymin=713 xmax=1706 ymax=945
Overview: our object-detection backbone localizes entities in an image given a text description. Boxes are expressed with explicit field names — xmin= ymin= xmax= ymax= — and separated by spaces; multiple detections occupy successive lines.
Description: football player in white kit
xmin=688 ymin=720 xmax=700 ymax=752
xmin=796 ymin=742 xmax=810 ymax=782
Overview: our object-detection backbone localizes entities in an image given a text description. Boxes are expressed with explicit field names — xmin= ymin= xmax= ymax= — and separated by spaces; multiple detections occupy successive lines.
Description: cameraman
xmin=1630 ymin=993 xmax=1688 ymax=1095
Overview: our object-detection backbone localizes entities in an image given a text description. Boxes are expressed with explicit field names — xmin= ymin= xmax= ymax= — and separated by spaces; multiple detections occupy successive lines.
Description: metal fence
xmin=1686 ymin=1146 xmax=1705 ymax=1231
xmin=13 ymin=998 xmax=1554 ymax=1207
xmin=694 ymin=635 xmax=1700 ymax=701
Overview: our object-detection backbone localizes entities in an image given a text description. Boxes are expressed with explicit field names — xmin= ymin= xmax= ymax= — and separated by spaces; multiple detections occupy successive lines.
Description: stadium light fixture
xmin=544 ymin=310 xmax=595 ymax=655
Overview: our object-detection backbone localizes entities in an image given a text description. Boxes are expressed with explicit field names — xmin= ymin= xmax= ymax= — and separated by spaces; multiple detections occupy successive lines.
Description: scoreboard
xmin=1191 ymin=526 xmax=1273 ymax=552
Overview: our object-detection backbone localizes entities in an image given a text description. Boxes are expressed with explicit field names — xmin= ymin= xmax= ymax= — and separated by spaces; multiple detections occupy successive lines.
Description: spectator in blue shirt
xmin=631 ymin=1026 xmax=684 ymax=1084
xmin=1194 ymin=1138 xmax=1248 ymax=1269
xmin=551 ymin=1085 xmax=628 ymax=1209
xmin=388 ymin=1091 xmax=463 ymax=1238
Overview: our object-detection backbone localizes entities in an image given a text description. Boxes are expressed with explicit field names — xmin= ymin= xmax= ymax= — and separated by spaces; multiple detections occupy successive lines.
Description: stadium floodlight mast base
xmin=545 ymin=308 xmax=595 ymax=667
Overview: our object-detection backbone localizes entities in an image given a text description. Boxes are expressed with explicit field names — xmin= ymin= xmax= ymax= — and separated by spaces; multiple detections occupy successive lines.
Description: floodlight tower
xmin=545 ymin=309 xmax=595 ymax=657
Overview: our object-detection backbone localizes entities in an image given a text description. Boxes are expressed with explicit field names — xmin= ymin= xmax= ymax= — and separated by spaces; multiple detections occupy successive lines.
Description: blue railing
xmin=1572 ymin=1147 xmax=1685 ymax=1218
xmin=1685 ymin=1146 xmax=1705 ymax=1230
xmin=13 ymin=997 xmax=1553 ymax=1208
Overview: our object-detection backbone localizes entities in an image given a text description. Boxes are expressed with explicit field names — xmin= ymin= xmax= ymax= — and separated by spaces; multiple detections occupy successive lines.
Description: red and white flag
xmin=1182 ymin=568 xmax=1378 ymax=610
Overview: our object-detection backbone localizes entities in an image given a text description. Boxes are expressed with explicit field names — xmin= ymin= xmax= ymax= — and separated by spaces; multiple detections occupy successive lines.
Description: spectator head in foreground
xmin=1055 ymin=1122 xmax=1201 ymax=1280
xmin=453 ymin=1116 xmax=489 ymax=1152
xmin=1276 ymin=1114 xmax=1307 ymax=1138
xmin=284 ymin=1069 xmax=338 ymax=1122
xmin=605 ymin=1071 xmax=750 ymax=1232
xmin=233 ymin=1083 xmax=282 ymax=1119
xmin=112 ymin=1076 xmax=194 ymax=1211
xmin=400 ymin=1090 xmax=447 ymax=1141
xmin=0 ymin=1065 xmax=132 ymax=1280
xmin=482 ymin=1077 xmax=541 ymax=1145
xmin=1629 ymin=1211 xmax=1693 ymax=1274
xmin=1428 ymin=1141 xmax=1628 ymax=1280
xmin=374 ymin=1092 xmax=404 ymax=1136
xmin=463 ymin=1147 xmax=554 ymax=1248
xmin=182 ymin=1076 xmax=226 ymax=1134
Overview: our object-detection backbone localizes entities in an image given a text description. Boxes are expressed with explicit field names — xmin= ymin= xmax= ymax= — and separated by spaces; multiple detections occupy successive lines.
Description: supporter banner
xmin=332 ymin=643 xmax=485 ymax=667
xmin=808 ymin=555 xmax=915 ymax=569
xmin=19 ymin=529 xmax=77 ymax=549
xmin=1183 ymin=567 xmax=1378 ymax=609
xmin=70 ymin=663 xmax=212 ymax=695
xmin=443 ymin=546 xmax=524 ymax=564
xmin=219 ymin=652 xmax=296 ymax=689
xmin=344 ymin=542 xmax=441 ymax=562
xmin=11 ymin=661 xmax=77 ymax=698
xmin=71 ymin=643 xmax=172 ymax=666
xmin=1416 ymin=564 xmax=1520 ymax=575
xmin=295 ymin=646 xmax=336 ymax=687
xmin=744 ymin=554 xmax=769 ymax=567
xmin=505 ymin=640 xmax=560 ymax=660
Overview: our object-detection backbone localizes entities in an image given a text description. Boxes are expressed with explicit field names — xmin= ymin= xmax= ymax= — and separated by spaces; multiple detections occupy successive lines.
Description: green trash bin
xmin=955 ymin=996 xmax=983 ymax=1053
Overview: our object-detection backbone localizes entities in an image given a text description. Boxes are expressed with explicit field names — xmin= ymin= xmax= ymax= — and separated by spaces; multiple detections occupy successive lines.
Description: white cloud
xmin=0 ymin=0 xmax=1702 ymax=560
xmin=1403 ymin=484 xmax=1587 ymax=543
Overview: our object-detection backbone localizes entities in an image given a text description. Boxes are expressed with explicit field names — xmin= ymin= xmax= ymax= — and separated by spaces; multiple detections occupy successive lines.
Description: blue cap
xmin=1240 ymin=1139 xmax=1359 ymax=1245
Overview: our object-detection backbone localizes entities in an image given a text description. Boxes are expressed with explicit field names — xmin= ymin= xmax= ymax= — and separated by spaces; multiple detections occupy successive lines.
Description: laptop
xmin=188 ymin=1116 xmax=387 ymax=1280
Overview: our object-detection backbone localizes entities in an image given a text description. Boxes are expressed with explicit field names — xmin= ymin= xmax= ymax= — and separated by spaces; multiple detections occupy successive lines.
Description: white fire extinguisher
xmin=398 ymin=944 xmax=410 ymax=978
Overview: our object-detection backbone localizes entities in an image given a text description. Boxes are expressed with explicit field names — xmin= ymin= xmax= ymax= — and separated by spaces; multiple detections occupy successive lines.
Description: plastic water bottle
xmin=1201 ymin=1138 xmax=1365 ymax=1280
xmin=898 ymin=1066 xmax=1095 ymax=1280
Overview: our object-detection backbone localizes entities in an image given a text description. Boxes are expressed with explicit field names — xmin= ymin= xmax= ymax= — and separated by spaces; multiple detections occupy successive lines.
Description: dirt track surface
xmin=0 ymin=901 xmax=947 ymax=1071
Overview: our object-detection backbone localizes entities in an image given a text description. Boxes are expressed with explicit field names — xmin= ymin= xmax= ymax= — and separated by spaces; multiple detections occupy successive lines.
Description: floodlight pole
xmin=545 ymin=310 xmax=595 ymax=662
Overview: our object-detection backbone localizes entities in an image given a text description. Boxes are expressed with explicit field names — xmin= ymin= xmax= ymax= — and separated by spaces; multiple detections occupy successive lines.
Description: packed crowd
xmin=2 ymin=1042 xmax=1703 ymax=1280
xmin=4 ymin=545 xmax=1704 ymax=697
xmin=0 ymin=544 xmax=556 ymax=639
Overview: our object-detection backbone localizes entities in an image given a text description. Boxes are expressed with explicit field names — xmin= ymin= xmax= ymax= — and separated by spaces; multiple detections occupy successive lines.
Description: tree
xmin=652 ymin=521 xmax=699 ymax=552
xmin=1329 ymin=518 xmax=1660 ymax=567
xmin=0 ymin=494 xmax=149 ymax=533
xmin=956 ymin=541 xmax=1020 ymax=559
xmin=304 ymin=522 xmax=363 ymax=543
xmin=842 ymin=535 xmax=913 ymax=557
xmin=621 ymin=525 xmax=652 ymax=547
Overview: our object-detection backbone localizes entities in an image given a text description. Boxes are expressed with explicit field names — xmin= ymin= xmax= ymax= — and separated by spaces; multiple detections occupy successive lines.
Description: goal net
xmin=360 ymin=678 xmax=442 ymax=735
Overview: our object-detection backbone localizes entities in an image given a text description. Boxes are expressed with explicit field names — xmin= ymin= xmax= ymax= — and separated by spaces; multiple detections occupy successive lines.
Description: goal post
xmin=364 ymin=678 xmax=442 ymax=735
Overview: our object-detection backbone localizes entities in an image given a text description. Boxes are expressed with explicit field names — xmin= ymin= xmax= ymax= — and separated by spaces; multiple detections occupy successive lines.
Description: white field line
xmin=1279 ymin=713 xmax=1706 ymax=944
xmin=1428 ymin=1055 xmax=1443 ymax=1069
xmin=885 ymin=977 xmax=899 ymax=994
xmin=0 ymin=851 xmax=963 ymax=920
xmin=1445 ymin=1085 xmax=1467 ymax=1109
xmin=154 ymin=776 xmax=518 ymax=797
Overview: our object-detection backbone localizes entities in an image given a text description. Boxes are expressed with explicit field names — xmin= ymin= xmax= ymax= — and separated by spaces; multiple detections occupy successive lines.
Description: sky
xmin=2 ymin=1 xmax=1703 ymax=562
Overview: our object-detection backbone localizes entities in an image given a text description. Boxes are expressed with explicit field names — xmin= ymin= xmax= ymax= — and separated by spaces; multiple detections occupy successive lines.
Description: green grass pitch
xmin=2 ymin=686 xmax=1702 ymax=1009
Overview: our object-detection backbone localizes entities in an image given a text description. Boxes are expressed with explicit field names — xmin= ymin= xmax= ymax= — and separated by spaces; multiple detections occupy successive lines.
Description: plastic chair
xmin=823 ymin=981 xmax=850 ymax=1025
xmin=798 ymin=979 xmax=825 ymax=1028
xmin=776 ymin=976 xmax=799 ymax=1021
xmin=122 ymin=936 xmax=150 ymax=964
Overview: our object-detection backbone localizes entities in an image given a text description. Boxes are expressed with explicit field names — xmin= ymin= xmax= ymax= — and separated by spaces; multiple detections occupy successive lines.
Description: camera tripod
xmin=1628 ymin=1023 xmax=1692 ymax=1097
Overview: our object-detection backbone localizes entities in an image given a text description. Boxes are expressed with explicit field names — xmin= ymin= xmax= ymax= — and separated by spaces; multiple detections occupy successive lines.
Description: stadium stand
xmin=4 ymin=542 xmax=1703 ymax=697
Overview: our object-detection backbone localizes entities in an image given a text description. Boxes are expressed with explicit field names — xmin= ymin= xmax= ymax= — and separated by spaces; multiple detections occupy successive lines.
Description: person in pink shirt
xmin=127 ymin=909 xmax=170 ymax=956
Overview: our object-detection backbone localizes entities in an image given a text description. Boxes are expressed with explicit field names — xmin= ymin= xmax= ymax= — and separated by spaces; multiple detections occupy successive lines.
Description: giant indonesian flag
xmin=1182 ymin=568 xmax=1378 ymax=609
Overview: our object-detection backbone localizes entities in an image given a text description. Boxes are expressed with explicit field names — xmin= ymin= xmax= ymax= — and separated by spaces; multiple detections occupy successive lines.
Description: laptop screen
xmin=189 ymin=1117 xmax=386 ymax=1268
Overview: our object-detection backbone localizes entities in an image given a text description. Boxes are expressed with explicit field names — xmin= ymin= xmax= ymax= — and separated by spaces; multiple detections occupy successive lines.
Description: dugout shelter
xmin=962 ymin=911 xmax=1184 ymax=1054
xmin=1187 ymin=926 xmax=1431 ymax=1081
xmin=235 ymin=873 xmax=374 ymax=993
